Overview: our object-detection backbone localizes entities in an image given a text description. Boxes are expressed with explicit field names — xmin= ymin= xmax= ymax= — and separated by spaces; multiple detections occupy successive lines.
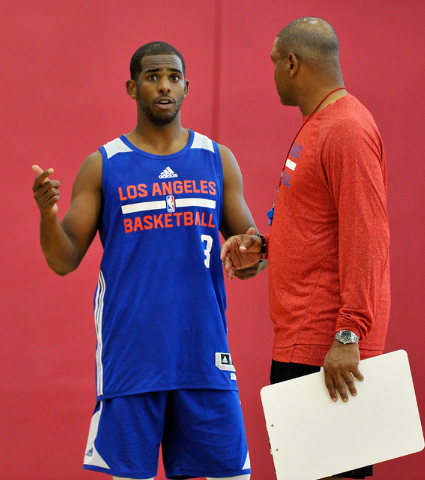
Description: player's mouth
xmin=155 ymin=97 xmax=174 ymax=110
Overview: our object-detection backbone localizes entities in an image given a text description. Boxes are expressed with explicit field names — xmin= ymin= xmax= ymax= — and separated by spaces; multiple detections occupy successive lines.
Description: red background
xmin=1 ymin=1 xmax=424 ymax=479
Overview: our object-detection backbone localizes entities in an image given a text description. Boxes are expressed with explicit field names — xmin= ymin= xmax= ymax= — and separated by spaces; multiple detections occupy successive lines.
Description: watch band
xmin=256 ymin=233 xmax=266 ymax=263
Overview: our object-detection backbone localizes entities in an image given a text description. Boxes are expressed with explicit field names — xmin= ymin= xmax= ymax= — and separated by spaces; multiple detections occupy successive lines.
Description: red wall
xmin=1 ymin=1 xmax=424 ymax=479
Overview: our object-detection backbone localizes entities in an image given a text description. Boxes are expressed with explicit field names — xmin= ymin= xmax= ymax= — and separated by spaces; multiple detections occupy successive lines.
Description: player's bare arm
xmin=218 ymin=144 xmax=267 ymax=280
xmin=32 ymin=151 xmax=103 ymax=275
xmin=219 ymin=144 xmax=256 ymax=239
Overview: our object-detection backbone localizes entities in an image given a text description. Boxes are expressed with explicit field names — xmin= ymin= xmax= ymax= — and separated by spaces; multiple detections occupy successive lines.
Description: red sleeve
xmin=319 ymin=118 xmax=390 ymax=339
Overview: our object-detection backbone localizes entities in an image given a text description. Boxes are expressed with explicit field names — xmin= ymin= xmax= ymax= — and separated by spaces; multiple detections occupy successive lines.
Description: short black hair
xmin=130 ymin=41 xmax=186 ymax=80
xmin=276 ymin=17 xmax=339 ymax=64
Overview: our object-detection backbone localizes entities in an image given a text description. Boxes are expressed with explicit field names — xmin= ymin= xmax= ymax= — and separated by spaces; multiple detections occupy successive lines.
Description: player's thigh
xmin=162 ymin=389 xmax=250 ymax=477
xmin=85 ymin=393 xmax=168 ymax=478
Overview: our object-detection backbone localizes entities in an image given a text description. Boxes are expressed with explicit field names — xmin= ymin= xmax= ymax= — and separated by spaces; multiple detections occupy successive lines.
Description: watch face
xmin=336 ymin=330 xmax=358 ymax=344
xmin=341 ymin=331 xmax=351 ymax=343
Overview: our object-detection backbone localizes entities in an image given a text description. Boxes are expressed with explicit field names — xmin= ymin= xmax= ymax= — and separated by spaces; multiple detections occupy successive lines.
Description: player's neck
xmin=127 ymin=120 xmax=190 ymax=156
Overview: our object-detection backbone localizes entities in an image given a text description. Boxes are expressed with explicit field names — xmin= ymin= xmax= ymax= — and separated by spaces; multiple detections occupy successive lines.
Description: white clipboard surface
xmin=260 ymin=350 xmax=424 ymax=480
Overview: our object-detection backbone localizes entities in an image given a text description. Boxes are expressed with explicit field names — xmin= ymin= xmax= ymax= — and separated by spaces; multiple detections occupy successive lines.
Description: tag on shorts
xmin=215 ymin=352 xmax=236 ymax=371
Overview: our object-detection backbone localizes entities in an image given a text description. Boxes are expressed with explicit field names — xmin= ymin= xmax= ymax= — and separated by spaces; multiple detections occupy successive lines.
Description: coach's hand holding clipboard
xmin=323 ymin=340 xmax=364 ymax=403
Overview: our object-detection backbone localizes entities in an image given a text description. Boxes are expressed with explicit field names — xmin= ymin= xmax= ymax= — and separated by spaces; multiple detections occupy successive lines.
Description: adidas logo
xmin=85 ymin=448 xmax=93 ymax=457
xmin=159 ymin=167 xmax=178 ymax=179
xmin=215 ymin=352 xmax=235 ymax=372
xmin=221 ymin=353 xmax=232 ymax=365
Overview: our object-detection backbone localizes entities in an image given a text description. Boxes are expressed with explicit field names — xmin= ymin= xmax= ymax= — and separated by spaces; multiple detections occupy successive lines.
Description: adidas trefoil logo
xmin=159 ymin=167 xmax=178 ymax=179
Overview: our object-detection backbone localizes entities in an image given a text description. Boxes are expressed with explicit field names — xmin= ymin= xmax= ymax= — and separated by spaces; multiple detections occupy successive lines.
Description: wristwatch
xmin=335 ymin=330 xmax=359 ymax=345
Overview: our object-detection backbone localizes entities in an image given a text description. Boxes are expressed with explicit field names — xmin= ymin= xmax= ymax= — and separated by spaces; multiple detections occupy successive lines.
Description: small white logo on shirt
xmin=215 ymin=352 xmax=236 ymax=371
xmin=159 ymin=167 xmax=178 ymax=178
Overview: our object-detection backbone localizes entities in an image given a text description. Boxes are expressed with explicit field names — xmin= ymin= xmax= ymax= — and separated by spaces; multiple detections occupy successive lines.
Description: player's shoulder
xmin=99 ymin=135 xmax=135 ymax=160
xmin=74 ymin=150 xmax=103 ymax=189
xmin=189 ymin=131 xmax=238 ymax=171
xmin=217 ymin=143 xmax=233 ymax=157
xmin=217 ymin=144 xmax=239 ymax=173
xmin=190 ymin=130 xmax=216 ymax=153
xmin=82 ymin=150 xmax=102 ymax=170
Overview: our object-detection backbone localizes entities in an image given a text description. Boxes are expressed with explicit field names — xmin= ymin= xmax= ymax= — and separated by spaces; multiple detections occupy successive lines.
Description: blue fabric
xmin=92 ymin=130 xmax=237 ymax=399
xmin=83 ymin=390 xmax=251 ymax=479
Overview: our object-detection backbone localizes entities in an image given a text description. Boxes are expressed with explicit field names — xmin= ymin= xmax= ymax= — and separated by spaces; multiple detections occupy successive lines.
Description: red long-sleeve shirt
xmin=265 ymin=94 xmax=390 ymax=366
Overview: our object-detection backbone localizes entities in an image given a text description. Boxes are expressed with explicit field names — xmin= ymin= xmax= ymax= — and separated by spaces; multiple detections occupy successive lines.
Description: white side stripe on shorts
xmin=84 ymin=402 xmax=110 ymax=470
xmin=94 ymin=270 xmax=106 ymax=397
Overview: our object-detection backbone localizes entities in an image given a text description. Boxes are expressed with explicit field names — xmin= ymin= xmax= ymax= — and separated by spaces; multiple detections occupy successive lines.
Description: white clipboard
xmin=260 ymin=350 xmax=424 ymax=480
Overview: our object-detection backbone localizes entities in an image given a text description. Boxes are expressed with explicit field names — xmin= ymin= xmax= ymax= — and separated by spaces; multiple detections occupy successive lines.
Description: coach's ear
xmin=126 ymin=79 xmax=137 ymax=99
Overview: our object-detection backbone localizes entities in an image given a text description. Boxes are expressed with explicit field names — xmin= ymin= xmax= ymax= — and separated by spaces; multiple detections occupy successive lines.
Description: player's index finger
xmin=32 ymin=165 xmax=54 ymax=177
xmin=37 ymin=167 xmax=55 ymax=185
xmin=32 ymin=164 xmax=44 ymax=175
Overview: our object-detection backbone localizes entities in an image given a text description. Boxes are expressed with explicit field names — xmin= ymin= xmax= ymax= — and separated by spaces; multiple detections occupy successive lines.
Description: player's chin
xmin=149 ymin=109 xmax=179 ymax=126
xmin=155 ymin=115 xmax=175 ymax=125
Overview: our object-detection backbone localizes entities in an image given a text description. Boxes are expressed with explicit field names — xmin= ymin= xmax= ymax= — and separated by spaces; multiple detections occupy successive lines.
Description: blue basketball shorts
xmin=83 ymin=389 xmax=251 ymax=479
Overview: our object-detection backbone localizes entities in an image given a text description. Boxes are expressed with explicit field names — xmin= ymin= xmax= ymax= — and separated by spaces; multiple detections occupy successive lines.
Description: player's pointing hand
xmin=32 ymin=164 xmax=61 ymax=214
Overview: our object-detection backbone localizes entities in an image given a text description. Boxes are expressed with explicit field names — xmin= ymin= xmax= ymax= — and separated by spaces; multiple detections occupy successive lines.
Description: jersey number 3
xmin=201 ymin=234 xmax=213 ymax=268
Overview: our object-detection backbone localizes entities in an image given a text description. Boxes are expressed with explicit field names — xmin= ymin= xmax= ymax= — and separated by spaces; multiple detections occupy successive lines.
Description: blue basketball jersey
xmin=94 ymin=130 xmax=237 ymax=400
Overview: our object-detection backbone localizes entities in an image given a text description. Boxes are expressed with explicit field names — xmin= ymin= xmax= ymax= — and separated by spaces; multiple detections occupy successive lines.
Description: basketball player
xmin=32 ymin=41 xmax=265 ymax=480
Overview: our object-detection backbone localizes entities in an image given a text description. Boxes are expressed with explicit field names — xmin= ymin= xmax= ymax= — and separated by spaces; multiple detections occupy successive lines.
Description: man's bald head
xmin=276 ymin=17 xmax=340 ymax=69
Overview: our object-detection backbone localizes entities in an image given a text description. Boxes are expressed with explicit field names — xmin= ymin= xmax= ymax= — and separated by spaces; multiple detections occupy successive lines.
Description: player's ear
xmin=183 ymin=79 xmax=189 ymax=98
xmin=126 ymin=79 xmax=137 ymax=99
